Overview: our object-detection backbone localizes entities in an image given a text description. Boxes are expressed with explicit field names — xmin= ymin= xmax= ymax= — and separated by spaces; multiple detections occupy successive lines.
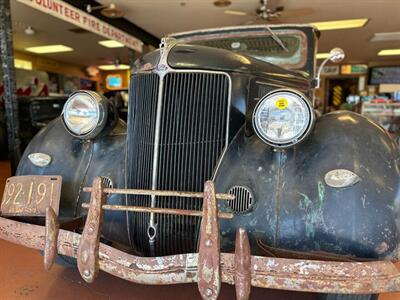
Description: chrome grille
xmin=127 ymin=71 xmax=230 ymax=256
xmin=127 ymin=73 xmax=159 ymax=255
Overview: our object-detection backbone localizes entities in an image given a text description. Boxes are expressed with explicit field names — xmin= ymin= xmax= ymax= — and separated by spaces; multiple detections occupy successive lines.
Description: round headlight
xmin=62 ymin=91 xmax=108 ymax=139
xmin=253 ymin=89 xmax=314 ymax=148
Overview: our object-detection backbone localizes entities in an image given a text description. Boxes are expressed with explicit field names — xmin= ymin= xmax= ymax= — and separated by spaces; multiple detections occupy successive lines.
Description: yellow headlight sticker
xmin=275 ymin=98 xmax=288 ymax=110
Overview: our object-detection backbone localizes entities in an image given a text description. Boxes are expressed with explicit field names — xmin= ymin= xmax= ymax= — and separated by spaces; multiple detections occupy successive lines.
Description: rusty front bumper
xmin=1 ymin=177 xmax=400 ymax=300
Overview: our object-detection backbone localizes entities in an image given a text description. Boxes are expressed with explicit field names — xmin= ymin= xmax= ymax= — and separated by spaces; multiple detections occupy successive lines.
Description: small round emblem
xmin=324 ymin=169 xmax=361 ymax=188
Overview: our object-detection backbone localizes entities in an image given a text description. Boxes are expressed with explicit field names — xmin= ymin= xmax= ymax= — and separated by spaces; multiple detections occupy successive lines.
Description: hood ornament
xmin=157 ymin=37 xmax=177 ymax=75
xmin=324 ymin=169 xmax=360 ymax=188
xmin=28 ymin=153 xmax=52 ymax=167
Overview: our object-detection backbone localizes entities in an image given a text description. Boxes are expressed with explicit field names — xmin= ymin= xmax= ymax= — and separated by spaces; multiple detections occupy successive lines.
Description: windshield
xmin=181 ymin=30 xmax=307 ymax=69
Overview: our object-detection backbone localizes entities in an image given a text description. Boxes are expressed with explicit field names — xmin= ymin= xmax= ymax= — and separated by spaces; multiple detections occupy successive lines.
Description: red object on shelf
xmin=371 ymin=98 xmax=392 ymax=103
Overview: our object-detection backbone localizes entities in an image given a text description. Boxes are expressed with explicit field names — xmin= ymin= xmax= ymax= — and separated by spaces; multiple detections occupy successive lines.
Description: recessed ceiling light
xmin=311 ymin=18 xmax=369 ymax=31
xmin=224 ymin=9 xmax=247 ymax=16
xmin=98 ymin=64 xmax=130 ymax=71
xmin=316 ymin=53 xmax=330 ymax=59
xmin=25 ymin=44 xmax=73 ymax=54
xmin=371 ymin=32 xmax=400 ymax=42
xmin=98 ymin=40 xmax=125 ymax=48
xmin=377 ymin=49 xmax=400 ymax=56
xmin=14 ymin=58 xmax=32 ymax=70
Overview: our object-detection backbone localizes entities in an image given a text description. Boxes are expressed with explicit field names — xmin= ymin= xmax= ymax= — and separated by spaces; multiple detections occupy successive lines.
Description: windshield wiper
xmin=265 ymin=25 xmax=289 ymax=53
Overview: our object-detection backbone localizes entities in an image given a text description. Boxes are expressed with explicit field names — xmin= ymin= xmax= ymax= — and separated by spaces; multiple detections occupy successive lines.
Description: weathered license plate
xmin=1 ymin=176 xmax=62 ymax=216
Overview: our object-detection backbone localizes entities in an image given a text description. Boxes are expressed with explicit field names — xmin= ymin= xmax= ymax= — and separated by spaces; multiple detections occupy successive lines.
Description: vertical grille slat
xmin=127 ymin=71 xmax=230 ymax=256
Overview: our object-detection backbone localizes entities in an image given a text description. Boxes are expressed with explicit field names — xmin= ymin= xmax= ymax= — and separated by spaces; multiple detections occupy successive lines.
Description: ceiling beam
xmin=64 ymin=0 xmax=160 ymax=48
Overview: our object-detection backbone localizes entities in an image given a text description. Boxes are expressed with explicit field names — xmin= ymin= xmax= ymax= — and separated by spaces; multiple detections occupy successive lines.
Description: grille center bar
xmin=148 ymin=75 xmax=165 ymax=251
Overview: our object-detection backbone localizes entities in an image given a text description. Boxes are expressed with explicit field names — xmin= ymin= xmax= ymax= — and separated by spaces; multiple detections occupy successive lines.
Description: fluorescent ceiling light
xmin=25 ymin=44 xmax=73 ymax=54
xmin=311 ymin=18 xmax=368 ymax=31
xmin=14 ymin=58 xmax=32 ymax=70
xmin=378 ymin=49 xmax=400 ymax=56
xmin=316 ymin=53 xmax=330 ymax=59
xmin=371 ymin=32 xmax=400 ymax=42
xmin=224 ymin=10 xmax=247 ymax=16
xmin=98 ymin=40 xmax=125 ymax=48
xmin=98 ymin=64 xmax=130 ymax=71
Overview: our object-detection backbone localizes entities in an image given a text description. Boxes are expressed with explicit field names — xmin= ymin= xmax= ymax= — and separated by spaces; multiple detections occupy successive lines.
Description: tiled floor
xmin=0 ymin=160 xmax=399 ymax=299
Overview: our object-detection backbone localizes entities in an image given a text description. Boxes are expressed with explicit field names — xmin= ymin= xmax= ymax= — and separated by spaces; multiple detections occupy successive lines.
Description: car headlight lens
xmin=62 ymin=91 xmax=108 ymax=139
xmin=253 ymin=90 xmax=314 ymax=148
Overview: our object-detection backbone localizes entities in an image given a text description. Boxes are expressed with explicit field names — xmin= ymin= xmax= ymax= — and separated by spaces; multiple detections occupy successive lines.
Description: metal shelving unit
xmin=361 ymin=101 xmax=400 ymax=129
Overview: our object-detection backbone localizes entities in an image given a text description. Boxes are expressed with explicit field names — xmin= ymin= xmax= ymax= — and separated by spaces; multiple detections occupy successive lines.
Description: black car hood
xmin=167 ymin=43 xmax=309 ymax=80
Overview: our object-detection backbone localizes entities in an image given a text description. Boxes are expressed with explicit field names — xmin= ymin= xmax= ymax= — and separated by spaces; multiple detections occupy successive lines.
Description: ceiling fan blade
xmin=241 ymin=18 xmax=258 ymax=25
xmin=279 ymin=7 xmax=313 ymax=18
xmin=224 ymin=9 xmax=252 ymax=16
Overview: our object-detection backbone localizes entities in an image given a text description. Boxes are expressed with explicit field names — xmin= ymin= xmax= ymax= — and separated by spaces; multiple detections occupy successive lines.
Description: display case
xmin=361 ymin=102 xmax=400 ymax=129
xmin=361 ymin=101 xmax=400 ymax=145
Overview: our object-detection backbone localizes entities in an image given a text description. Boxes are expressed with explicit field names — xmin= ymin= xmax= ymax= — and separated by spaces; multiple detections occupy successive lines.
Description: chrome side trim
xmin=148 ymin=38 xmax=177 ymax=248
xmin=211 ymin=125 xmax=244 ymax=181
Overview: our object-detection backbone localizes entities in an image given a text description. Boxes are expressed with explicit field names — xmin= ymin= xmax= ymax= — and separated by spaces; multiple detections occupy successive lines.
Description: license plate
xmin=1 ymin=176 xmax=62 ymax=216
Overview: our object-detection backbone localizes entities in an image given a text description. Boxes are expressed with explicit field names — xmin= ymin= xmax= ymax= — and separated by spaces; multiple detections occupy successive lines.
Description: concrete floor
xmin=0 ymin=160 xmax=399 ymax=299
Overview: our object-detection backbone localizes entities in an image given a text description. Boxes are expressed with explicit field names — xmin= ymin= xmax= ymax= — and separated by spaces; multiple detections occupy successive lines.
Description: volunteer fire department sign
xmin=17 ymin=0 xmax=143 ymax=52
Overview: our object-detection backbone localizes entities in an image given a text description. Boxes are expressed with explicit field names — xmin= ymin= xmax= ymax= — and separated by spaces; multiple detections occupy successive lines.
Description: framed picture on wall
xmin=63 ymin=76 xmax=80 ymax=94
xmin=47 ymin=72 xmax=61 ymax=94
xmin=106 ymin=74 xmax=123 ymax=90
xmin=80 ymin=78 xmax=97 ymax=91
xmin=369 ymin=66 xmax=400 ymax=85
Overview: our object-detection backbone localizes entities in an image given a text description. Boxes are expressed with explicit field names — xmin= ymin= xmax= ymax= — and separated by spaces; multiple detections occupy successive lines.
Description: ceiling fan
xmin=86 ymin=3 xmax=124 ymax=18
xmin=224 ymin=0 xmax=313 ymax=24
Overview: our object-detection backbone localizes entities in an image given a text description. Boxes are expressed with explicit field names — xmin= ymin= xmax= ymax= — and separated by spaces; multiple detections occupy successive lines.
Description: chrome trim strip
xmin=211 ymin=125 xmax=244 ymax=181
xmin=147 ymin=38 xmax=176 ymax=249
xmin=148 ymin=77 xmax=164 ymax=245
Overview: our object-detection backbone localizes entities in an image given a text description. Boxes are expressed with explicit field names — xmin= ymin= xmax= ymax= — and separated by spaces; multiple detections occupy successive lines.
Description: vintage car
xmin=1 ymin=25 xmax=400 ymax=300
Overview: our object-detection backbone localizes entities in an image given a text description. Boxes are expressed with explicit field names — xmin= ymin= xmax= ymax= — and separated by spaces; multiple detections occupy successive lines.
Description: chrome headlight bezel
xmin=62 ymin=90 xmax=109 ymax=139
xmin=252 ymin=89 xmax=315 ymax=148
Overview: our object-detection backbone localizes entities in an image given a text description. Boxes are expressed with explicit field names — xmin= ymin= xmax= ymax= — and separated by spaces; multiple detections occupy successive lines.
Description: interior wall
xmin=14 ymin=50 xmax=100 ymax=83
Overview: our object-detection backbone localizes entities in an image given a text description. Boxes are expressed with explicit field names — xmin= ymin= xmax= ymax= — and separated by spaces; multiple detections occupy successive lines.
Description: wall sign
xmin=17 ymin=0 xmax=143 ymax=52
xmin=369 ymin=66 xmax=400 ymax=85
xmin=341 ymin=64 xmax=368 ymax=75
xmin=320 ymin=65 xmax=339 ymax=76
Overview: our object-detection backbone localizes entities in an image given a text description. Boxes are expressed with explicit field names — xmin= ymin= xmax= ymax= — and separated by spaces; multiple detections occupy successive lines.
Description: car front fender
xmin=214 ymin=111 xmax=400 ymax=260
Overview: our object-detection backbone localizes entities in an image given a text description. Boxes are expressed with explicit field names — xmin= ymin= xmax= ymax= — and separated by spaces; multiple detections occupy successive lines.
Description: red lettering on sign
xmin=27 ymin=0 xmax=139 ymax=50
xmin=64 ymin=7 xmax=80 ymax=22
xmin=35 ymin=0 xmax=65 ymax=15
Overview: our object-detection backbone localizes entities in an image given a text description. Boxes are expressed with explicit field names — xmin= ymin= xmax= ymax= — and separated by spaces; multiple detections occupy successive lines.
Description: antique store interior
xmin=1 ymin=0 xmax=400 ymax=299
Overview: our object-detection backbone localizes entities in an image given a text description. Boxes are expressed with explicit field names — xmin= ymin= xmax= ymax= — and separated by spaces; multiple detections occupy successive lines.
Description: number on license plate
xmin=1 ymin=176 xmax=62 ymax=216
